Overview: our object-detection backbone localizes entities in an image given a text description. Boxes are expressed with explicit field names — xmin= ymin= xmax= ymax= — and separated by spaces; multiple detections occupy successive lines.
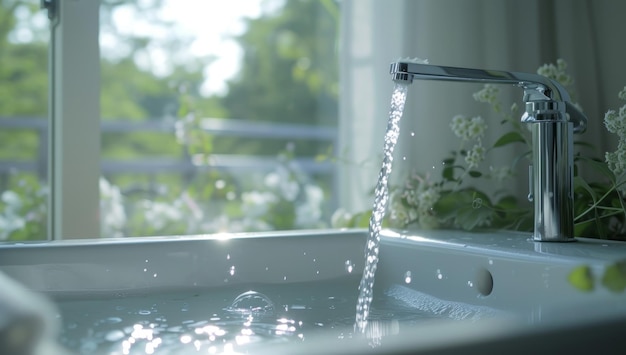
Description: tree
xmin=216 ymin=0 xmax=339 ymax=157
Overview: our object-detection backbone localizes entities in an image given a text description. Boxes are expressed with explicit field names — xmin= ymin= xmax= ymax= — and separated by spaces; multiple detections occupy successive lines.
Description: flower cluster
xmin=388 ymin=172 xmax=441 ymax=229
xmin=473 ymin=84 xmax=500 ymax=112
xmin=450 ymin=115 xmax=487 ymax=169
xmin=604 ymin=86 xmax=626 ymax=182
xmin=537 ymin=59 xmax=574 ymax=89
xmin=100 ymin=178 xmax=126 ymax=238
xmin=240 ymin=164 xmax=325 ymax=230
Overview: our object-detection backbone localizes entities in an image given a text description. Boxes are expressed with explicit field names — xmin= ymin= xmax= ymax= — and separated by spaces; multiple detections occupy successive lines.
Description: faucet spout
xmin=390 ymin=61 xmax=589 ymax=242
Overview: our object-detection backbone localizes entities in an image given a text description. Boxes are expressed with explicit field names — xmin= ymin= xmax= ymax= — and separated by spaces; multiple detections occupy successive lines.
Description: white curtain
xmin=338 ymin=0 xmax=626 ymax=213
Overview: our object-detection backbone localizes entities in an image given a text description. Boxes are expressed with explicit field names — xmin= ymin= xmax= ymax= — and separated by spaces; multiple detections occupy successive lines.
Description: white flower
xmin=537 ymin=59 xmax=573 ymax=87
xmin=465 ymin=140 xmax=486 ymax=169
xmin=468 ymin=116 xmax=487 ymax=139
xmin=451 ymin=115 xmax=486 ymax=141
xmin=416 ymin=188 xmax=440 ymax=216
xmin=451 ymin=115 xmax=470 ymax=140
xmin=140 ymin=199 xmax=183 ymax=231
xmin=331 ymin=208 xmax=353 ymax=228
xmin=264 ymin=167 xmax=300 ymax=201
xmin=1 ymin=190 xmax=21 ymax=209
xmin=99 ymin=178 xmax=126 ymax=237
xmin=0 ymin=215 xmax=25 ymax=240
xmin=241 ymin=191 xmax=276 ymax=218
xmin=295 ymin=185 xmax=324 ymax=227
xmin=473 ymin=84 xmax=499 ymax=105
xmin=619 ymin=86 xmax=626 ymax=101
xmin=604 ymin=109 xmax=621 ymax=134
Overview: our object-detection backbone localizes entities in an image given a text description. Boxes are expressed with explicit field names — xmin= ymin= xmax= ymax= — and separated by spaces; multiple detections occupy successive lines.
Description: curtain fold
xmin=338 ymin=0 xmax=626 ymax=213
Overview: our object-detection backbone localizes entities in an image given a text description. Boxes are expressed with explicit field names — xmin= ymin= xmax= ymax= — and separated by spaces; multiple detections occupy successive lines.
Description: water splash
xmin=355 ymin=82 xmax=409 ymax=334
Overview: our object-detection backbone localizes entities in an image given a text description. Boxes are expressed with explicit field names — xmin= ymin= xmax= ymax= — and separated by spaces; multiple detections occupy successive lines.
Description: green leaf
xmin=577 ymin=157 xmax=616 ymax=183
xmin=468 ymin=170 xmax=482 ymax=178
xmin=574 ymin=176 xmax=598 ymax=202
xmin=493 ymin=131 xmax=526 ymax=148
xmin=601 ymin=260 xmax=626 ymax=293
xmin=433 ymin=191 xmax=462 ymax=220
xmin=442 ymin=165 xmax=464 ymax=182
xmin=568 ymin=265 xmax=594 ymax=292
xmin=495 ymin=195 xmax=519 ymax=210
xmin=434 ymin=189 xmax=494 ymax=230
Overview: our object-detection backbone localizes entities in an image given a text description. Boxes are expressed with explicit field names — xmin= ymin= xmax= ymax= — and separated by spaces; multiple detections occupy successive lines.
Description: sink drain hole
xmin=475 ymin=268 xmax=493 ymax=296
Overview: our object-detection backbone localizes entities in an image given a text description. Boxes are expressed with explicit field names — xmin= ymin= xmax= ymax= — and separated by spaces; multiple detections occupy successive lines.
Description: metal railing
xmin=0 ymin=116 xmax=337 ymax=188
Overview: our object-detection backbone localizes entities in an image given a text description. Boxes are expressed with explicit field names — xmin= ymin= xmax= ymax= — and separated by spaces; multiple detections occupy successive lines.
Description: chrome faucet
xmin=389 ymin=61 xmax=588 ymax=242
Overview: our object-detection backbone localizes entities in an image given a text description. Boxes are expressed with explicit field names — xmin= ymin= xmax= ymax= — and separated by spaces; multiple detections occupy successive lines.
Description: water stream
xmin=355 ymin=82 xmax=409 ymax=334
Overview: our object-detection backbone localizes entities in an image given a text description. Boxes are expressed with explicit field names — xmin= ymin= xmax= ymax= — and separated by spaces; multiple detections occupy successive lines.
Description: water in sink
xmin=54 ymin=275 xmax=497 ymax=354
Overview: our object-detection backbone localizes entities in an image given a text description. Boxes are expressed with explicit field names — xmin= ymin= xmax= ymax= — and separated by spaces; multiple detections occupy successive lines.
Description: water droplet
xmin=138 ymin=310 xmax=151 ymax=315
xmin=404 ymin=271 xmax=412 ymax=284
xmin=153 ymin=273 xmax=158 ymax=278
xmin=229 ymin=266 xmax=236 ymax=276
xmin=227 ymin=291 xmax=275 ymax=315
xmin=472 ymin=198 xmax=483 ymax=209
xmin=226 ymin=254 xmax=231 ymax=260
xmin=410 ymin=131 xmax=415 ymax=137
xmin=345 ymin=260 xmax=353 ymax=273
xmin=467 ymin=281 xmax=474 ymax=287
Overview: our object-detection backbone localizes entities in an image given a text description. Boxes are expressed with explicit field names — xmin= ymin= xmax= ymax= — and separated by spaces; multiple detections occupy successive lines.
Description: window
xmin=97 ymin=0 xmax=339 ymax=237
xmin=1 ymin=0 xmax=340 ymax=240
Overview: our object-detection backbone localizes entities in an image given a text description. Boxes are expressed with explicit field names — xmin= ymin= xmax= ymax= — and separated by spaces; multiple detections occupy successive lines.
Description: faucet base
xmin=532 ymin=234 xmax=577 ymax=243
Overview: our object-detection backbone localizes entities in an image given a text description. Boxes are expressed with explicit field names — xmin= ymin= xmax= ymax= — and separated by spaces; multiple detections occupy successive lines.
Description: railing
xmin=0 ymin=116 xmax=337 ymax=195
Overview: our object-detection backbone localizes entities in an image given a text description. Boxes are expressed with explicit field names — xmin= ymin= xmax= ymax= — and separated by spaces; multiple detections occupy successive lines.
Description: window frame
xmin=48 ymin=0 xmax=100 ymax=239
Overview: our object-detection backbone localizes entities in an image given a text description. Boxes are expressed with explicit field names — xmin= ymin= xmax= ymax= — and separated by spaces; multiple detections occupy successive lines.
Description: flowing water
xmin=355 ymin=82 xmax=410 ymax=334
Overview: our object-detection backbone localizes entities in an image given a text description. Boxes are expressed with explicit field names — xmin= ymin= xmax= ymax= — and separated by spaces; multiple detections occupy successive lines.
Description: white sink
xmin=1 ymin=229 xmax=625 ymax=354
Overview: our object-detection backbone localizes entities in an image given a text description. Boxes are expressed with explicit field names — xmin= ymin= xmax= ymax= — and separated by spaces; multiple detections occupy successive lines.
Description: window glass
xmin=0 ymin=1 xmax=49 ymax=241
xmin=99 ymin=0 xmax=339 ymax=237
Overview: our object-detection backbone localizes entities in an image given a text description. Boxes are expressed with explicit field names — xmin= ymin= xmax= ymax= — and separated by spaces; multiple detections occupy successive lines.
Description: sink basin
xmin=1 ymin=228 xmax=625 ymax=354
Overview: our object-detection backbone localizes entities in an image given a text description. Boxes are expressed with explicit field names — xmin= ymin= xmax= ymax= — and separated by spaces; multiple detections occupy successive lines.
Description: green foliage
xmin=602 ymin=260 xmax=626 ymax=293
xmin=568 ymin=260 xmax=626 ymax=294
xmin=219 ymin=0 xmax=338 ymax=158
xmin=0 ymin=173 xmax=47 ymax=241
xmin=568 ymin=265 xmax=594 ymax=292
